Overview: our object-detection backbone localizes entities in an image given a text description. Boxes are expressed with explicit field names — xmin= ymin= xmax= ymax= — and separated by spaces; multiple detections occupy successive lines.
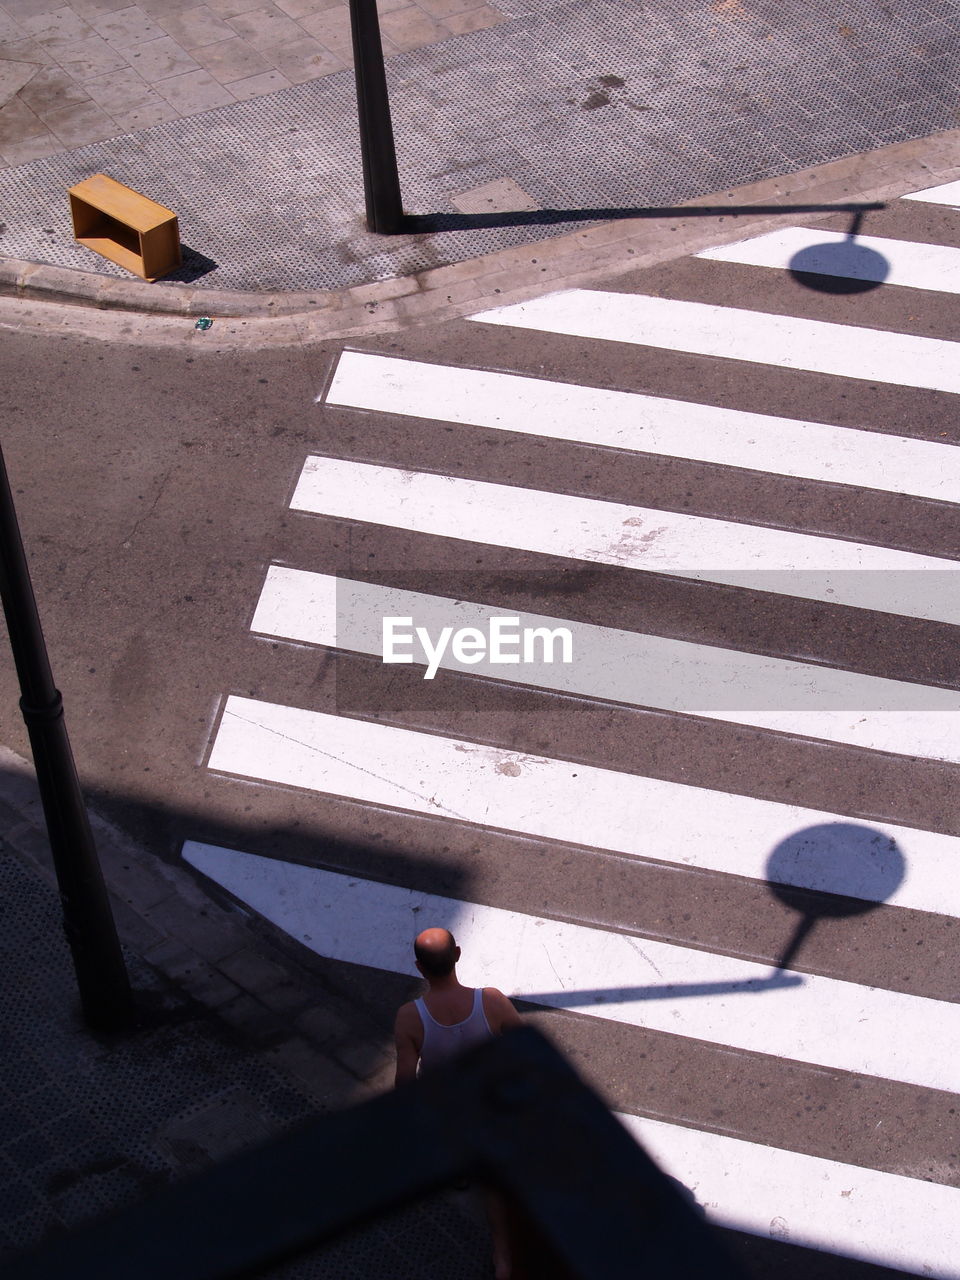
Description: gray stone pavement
xmin=1 ymin=0 xmax=959 ymax=295
xmin=0 ymin=743 xmax=492 ymax=1275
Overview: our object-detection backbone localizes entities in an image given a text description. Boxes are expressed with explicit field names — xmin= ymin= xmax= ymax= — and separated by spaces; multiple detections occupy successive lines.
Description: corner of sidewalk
xmin=0 ymin=742 xmax=393 ymax=1113
xmin=2 ymin=129 xmax=959 ymax=348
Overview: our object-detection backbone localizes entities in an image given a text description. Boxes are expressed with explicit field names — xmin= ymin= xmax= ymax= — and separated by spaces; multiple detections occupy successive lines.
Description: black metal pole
xmin=0 ymin=442 xmax=134 ymax=1031
xmin=348 ymin=0 xmax=404 ymax=233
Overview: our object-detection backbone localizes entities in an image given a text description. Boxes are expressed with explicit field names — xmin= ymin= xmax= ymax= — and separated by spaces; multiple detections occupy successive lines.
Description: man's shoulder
xmin=481 ymin=986 xmax=509 ymax=1002
xmin=394 ymin=999 xmax=422 ymax=1031
xmin=481 ymin=987 xmax=521 ymax=1028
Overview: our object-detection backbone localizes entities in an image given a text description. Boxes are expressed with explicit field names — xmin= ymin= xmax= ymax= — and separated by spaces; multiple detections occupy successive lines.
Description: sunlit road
xmin=3 ymin=180 xmax=960 ymax=1279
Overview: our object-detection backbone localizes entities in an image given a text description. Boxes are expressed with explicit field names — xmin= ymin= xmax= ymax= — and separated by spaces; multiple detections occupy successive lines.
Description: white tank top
xmin=415 ymin=988 xmax=492 ymax=1072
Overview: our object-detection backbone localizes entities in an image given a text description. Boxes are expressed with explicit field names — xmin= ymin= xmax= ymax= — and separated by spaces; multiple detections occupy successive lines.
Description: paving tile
xmin=0 ymin=35 xmax=57 ymax=64
xmin=216 ymin=947 xmax=291 ymax=993
xmin=0 ymin=120 xmax=58 ymax=159
xmin=273 ymin=0 xmax=342 ymax=17
xmin=158 ymin=5 xmax=237 ymax=48
xmin=450 ymin=175 xmax=539 ymax=212
xmin=297 ymin=3 xmax=351 ymax=52
xmin=0 ymin=54 xmax=36 ymax=95
xmin=21 ymin=7 xmax=92 ymax=42
xmin=0 ymin=9 xmax=27 ymax=41
xmin=414 ymin=0 xmax=482 ymax=17
xmin=224 ymin=65 xmax=288 ymax=95
xmin=111 ymin=90 xmax=177 ymax=124
xmin=123 ymin=33 xmax=201 ymax=79
xmin=134 ymin=0 xmax=202 ymax=11
xmin=48 ymin=33 xmax=127 ymax=77
xmin=377 ymin=5 xmax=443 ymax=50
xmin=0 ymin=89 xmax=43 ymax=140
xmin=92 ymin=3 xmax=165 ymax=46
xmin=81 ymin=62 xmax=154 ymax=108
xmin=177 ymin=961 xmax=243 ymax=1008
xmin=0 ymin=0 xmax=71 ymax=17
xmin=42 ymin=94 xmax=117 ymax=142
xmin=189 ymin=31 xmax=269 ymax=79
xmin=70 ymin=0 xmax=138 ymax=19
xmin=442 ymin=2 xmax=504 ymax=34
xmin=198 ymin=0 xmax=261 ymax=16
xmin=14 ymin=63 xmax=90 ymax=113
xmin=225 ymin=4 xmax=302 ymax=48
xmin=265 ymin=32 xmax=342 ymax=81
xmin=152 ymin=64 xmax=233 ymax=109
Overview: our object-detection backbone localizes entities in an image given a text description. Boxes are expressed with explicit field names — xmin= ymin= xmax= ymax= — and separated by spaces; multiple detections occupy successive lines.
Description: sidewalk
xmin=0 ymin=744 xmax=492 ymax=1275
xmin=1 ymin=0 xmax=959 ymax=300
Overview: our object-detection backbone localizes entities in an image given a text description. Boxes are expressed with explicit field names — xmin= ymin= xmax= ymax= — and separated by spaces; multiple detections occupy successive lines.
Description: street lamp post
xmin=348 ymin=0 xmax=404 ymax=233
xmin=0 ymin=441 xmax=134 ymax=1032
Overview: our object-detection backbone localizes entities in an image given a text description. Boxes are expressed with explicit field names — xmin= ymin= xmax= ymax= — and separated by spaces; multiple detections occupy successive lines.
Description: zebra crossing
xmin=189 ymin=179 xmax=960 ymax=1277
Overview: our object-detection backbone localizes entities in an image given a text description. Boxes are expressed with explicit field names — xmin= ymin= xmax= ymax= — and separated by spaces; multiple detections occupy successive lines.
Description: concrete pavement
xmin=1 ymin=0 xmax=959 ymax=303
xmin=2 ymin=129 xmax=960 ymax=348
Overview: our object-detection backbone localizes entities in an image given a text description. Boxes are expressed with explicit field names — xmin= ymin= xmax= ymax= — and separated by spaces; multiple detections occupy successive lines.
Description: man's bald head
xmin=414 ymin=927 xmax=460 ymax=977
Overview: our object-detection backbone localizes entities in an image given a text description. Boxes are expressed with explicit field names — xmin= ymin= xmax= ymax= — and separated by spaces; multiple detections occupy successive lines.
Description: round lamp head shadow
xmin=766 ymin=823 xmax=906 ymax=919
xmin=788 ymin=241 xmax=890 ymax=294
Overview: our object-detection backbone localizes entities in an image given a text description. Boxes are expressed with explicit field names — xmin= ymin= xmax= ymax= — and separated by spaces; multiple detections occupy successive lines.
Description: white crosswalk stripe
xmin=694 ymin=225 xmax=960 ymax=292
xmin=901 ymin=179 xmax=960 ymax=209
xmin=290 ymin=455 xmax=960 ymax=623
xmin=469 ymin=290 xmax=960 ymax=393
xmin=194 ymin=189 xmax=960 ymax=1277
xmin=209 ymin=695 xmax=960 ymax=917
xmin=620 ymin=1113 xmax=960 ymax=1279
xmin=326 ymin=350 xmax=960 ymax=502
xmin=253 ymin=566 xmax=960 ymax=762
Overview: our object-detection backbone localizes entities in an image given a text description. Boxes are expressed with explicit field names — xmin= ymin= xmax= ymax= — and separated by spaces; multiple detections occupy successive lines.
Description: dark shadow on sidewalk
xmin=160 ymin=244 xmax=219 ymax=284
xmin=401 ymin=200 xmax=885 ymax=234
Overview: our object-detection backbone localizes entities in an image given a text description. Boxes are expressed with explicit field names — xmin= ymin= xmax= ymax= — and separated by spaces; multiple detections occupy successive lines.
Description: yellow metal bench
xmin=69 ymin=174 xmax=181 ymax=282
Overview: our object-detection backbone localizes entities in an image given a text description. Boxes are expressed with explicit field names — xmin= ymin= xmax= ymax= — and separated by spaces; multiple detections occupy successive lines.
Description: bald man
xmin=394 ymin=927 xmax=522 ymax=1085
xmin=395 ymin=928 xmax=524 ymax=1279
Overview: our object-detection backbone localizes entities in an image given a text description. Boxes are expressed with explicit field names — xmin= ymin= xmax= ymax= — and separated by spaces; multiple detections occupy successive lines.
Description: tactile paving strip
xmin=0 ymin=0 xmax=958 ymax=292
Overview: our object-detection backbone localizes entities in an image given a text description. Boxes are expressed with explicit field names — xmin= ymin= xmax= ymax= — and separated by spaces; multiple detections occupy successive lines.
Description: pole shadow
xmin=519 ymin=970 xmax=803 ymax=1007
xmin=401 ymin=200 xmax=885 ymax=235
xmin=766 ymin=822 xmax=906 ymax=971
xmin=787 ymin=210 xmax=890 ymax=294
xmin=519 ymin=821 xmax=905 ymax=1009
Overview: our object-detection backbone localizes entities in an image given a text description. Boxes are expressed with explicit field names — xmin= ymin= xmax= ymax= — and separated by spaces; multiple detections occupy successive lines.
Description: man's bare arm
xmin=483 ymin=987 xmax=523 ymax=1034
xmin=394 ymin=1003 xmax=422 ymax=1086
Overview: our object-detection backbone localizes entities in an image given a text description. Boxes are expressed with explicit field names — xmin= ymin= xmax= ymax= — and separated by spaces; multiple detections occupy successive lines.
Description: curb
xmin=0 ymin=744 xmax=393 ymax=1108
xmin=2 ymin=128 xmax=959 ymax=337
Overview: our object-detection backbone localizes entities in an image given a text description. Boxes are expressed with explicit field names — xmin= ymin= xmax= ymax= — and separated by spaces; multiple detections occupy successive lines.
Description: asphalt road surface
xmin=2 ymin=179 xmax=960 ymax=1278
